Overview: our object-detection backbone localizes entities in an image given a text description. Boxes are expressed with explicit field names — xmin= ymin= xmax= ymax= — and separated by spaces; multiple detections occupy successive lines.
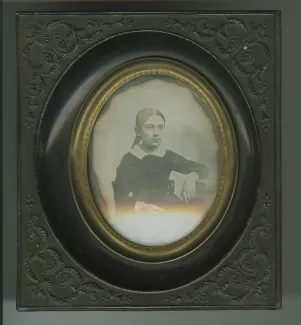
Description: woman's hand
xmin=182 ymin=172 xmax=199 ymax=203
xmin=135 ymin=201 xmax=165 ymax=215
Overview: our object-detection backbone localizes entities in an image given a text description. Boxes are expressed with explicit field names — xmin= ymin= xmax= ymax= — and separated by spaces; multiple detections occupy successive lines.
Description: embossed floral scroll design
xmin=21 ymin=18 xmax=135 ymax=129
xmin=165 ymin=17 xmax=272 ymax=131
xmin=23 ymin=195 xmax=132 ymax=306
xmin=22 ymin=17 xmax=272 ymax=131
xmin=165 ymin=193 xmax=272 ymax=305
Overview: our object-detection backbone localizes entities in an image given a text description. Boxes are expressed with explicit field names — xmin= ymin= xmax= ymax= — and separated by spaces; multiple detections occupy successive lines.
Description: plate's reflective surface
xmin=70 ymin=58 xmax=238 ymax=262
xmin=89 ymin=73 xmax=221 ymax=246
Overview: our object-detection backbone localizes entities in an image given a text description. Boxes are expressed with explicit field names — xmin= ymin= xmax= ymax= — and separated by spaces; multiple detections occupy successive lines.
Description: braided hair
xmin=131 ymin=107 xmax=166 ymax=148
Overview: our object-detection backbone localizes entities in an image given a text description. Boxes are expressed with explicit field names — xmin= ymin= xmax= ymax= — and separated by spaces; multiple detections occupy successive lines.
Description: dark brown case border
xmin=16 ymin=11 xmax=281 ymax=310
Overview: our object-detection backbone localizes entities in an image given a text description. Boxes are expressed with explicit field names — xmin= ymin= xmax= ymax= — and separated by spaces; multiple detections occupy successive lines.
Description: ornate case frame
xmin=17 ymin=11 xmax=281 ymax=310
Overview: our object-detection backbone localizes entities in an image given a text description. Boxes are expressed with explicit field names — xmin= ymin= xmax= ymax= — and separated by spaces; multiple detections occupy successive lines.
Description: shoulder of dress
xmin=165 ymin=149 xmax=178 ymax=159
xmin=118 ymin=152 xmax=139 ymax=167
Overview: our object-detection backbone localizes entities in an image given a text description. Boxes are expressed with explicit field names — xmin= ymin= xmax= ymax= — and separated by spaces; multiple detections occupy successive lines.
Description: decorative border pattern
xmin=18 ymin=13 xmax=279 ymax=309
xmin=22 ymin=18 xmax=135 ymax=129
xmin=24 ymin=195 xmax=132 ymax=305
xmin=165 ymin=17 xmax=272 ymax=131
xmin=165 ymin=193 xmax=272 ymax=304
xmin=21 ymin=17 xmax=272 ymax=132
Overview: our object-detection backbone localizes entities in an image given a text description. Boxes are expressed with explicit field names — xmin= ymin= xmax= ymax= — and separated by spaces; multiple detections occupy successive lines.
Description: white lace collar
xmin=130 ymin=144 xmax=167 ymax=160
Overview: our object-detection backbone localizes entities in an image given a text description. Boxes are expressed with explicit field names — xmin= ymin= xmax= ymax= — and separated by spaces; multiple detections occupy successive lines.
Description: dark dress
xmin=113 ymin=149 xmax=208 ymax=210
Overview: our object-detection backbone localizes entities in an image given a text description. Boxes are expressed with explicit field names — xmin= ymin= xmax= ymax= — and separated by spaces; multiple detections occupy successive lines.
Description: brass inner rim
xmin=69 ymin=58 xmax=237 ymax=263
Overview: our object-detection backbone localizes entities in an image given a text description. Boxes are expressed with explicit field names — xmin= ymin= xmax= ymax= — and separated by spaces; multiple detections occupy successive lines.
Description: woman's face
xmin=138 ymin=115 xmax=165 ymax=149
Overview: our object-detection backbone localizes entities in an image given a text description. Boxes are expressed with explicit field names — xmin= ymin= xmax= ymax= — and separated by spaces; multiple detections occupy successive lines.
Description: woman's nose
xmin=153 ymin=129 xmax=160 ymax=136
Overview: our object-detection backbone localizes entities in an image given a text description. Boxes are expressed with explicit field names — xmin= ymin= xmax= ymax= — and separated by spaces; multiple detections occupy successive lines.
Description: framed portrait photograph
xmin=16 ymin=10 xmax=281 ymax=311
xmin=69 ymin=58 xmax=237 ymax=261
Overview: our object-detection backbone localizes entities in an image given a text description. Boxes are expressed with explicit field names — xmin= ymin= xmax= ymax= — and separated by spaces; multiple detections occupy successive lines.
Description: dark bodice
xmin=113 ymin=149 xmax=207 ymax=209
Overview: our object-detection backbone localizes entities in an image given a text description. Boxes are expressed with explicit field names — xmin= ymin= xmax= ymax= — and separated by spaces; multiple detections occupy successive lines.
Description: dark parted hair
xmin=131 ymin=107 xmax=166 ymax=148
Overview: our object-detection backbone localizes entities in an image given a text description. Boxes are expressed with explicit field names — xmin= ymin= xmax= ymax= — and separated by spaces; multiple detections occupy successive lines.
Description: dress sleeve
xmin=168 ymin=151 xmax=209 ymax=180
xmin=113 ymin=154 xmax=137 ymax=208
